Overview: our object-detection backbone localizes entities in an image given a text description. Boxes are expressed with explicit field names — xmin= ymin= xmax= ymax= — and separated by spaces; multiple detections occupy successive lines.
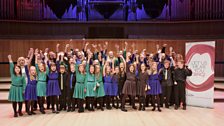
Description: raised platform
xmin=1 ymin=77 xmax=224 ymax=103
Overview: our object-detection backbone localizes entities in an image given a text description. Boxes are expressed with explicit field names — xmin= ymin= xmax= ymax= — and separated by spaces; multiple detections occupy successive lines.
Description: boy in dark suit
xmin=173 ymin=60 xmax=192 ymax=110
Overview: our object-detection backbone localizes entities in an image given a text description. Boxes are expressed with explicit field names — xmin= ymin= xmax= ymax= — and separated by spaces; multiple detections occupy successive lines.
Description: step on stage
xmin=0 ymin=77 xmax=224 ymax=126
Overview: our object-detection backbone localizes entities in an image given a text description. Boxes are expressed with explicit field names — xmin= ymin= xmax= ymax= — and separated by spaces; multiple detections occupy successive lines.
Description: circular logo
xmin=185 ymin=44 xmax=215 ymax=92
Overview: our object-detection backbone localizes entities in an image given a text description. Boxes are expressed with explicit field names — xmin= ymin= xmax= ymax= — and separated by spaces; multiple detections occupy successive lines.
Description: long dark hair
xmin=13 ymin=65 xmax=22 ymax=76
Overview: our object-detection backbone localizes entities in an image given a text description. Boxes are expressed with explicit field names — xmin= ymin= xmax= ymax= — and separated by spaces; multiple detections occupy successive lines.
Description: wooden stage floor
xmin=0 ymin=103 xmax=224 ymax=126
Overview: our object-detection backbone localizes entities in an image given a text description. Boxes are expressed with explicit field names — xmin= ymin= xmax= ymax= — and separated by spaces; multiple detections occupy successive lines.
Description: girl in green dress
xmin=85 ymin=54 xmax=96 ymax=111
xmin=8 ymin=55 xmax=26 ymax=117
xmin=94 ymin=64 xmax=105 ymax=111
xmin=73 ymin=62 xmax=86 ymax=113
xmin=35 ymin=52 xmax=49 ymax=114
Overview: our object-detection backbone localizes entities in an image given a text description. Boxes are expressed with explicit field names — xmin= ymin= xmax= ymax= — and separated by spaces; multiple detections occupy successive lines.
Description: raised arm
xmin=64 ymin=44 xmax=69 ymax=54
xmin=56 ymin=43 xmax=60 ymax=53
xmin=8 ymin=55 xmax=14 ymax=77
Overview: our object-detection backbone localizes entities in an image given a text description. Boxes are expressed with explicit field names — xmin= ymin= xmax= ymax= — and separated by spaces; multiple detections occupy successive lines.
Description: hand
xmin=34 ymin=48 xmax=39 ymax=55
xmin=8 ymin=55 xmax=12 ymax=60
xmin=131 ymin=43 xmax=135 ymax=48
xmin=84 ymin=88 xmax=86 ymax=93
xmin=105 ymin=41 xmax=108 ymax=45
xmin=30 ymin=48 xmax=34 ymax=53
xmin=66 ymin=44 xmax=69 ymax=48
xmin=85 ymin=42 xmax=89 ymax=46
xmin=163 ymin=43 xmax=167 ymax=47
xmin=24 ymin=58 xmax=29 ymax=65
xmin=174 ymin=82 xmax=177 ymax=85
xmin=156 ymin=44 xmax=159 ymax=50
xmin=169 ymin=46 xmax=173 ymax=52
xmin=56 ymin=43 xmax=60 ymax=48
xmin=92 ymin=44 xmax=97 ymax=48
xmin=142 ymin=49 xmax=146 ymax=52
xmin=125 ymin=41 xmax=128 ymax=45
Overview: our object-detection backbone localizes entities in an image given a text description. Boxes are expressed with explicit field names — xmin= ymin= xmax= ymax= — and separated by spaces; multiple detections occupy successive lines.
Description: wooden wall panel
xmin=0 ymin=39 xmax=223 ymax=77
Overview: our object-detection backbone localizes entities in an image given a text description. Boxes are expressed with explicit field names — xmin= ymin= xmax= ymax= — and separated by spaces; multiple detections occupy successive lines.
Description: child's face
xmin=90 ymin=66 xmax=95 ymax=74
xmin=30 ymin=66 xmax=36 ymax=76
xmin=177 ymin=62 xmax=184 ymax=69
xmin=152 ymin=63 xmax=157 ymax=71
xmin=129 ymin=65 xmax=134 ymax=73
xmin=39 ymin=64 xmax=45 ymax=72
xmin=115 ymin=67 xmax=119 ymax=74
xmin=14 ymin=66 xmax=21 ymax=75
xmin=79 ymin=65 xmax=84 ymax=73
xmin=119 ymin=63 xmax=124 ymax=72
xmin=70 ymin=65 xmax=75 ymax=73
xmin=140 ymin=64 xmax=146 ymax=71
xmin=164 ymin=62 xmax=170 ymax=69
xmin=60 ymin=66 xmax=65 ymax=73
xmin=51 ymin=65 xmax=56 ymax=72
xmin=69 ymin=58 xmax=74 ymax=64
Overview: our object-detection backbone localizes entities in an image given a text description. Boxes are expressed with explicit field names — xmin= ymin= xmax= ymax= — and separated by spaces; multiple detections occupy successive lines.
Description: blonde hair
xmin=148 ymin=62 xmax=157 ymax=75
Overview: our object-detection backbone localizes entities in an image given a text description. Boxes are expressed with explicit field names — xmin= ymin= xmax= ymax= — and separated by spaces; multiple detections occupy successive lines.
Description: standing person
xmin=24 ymin=60 xmax=38 ymax=115
xmin=85 ymin=54 xmax=97 ymax=111
xmin=173 ymin=60 xmax=192 ymax=110
xmin=136 ymin=63 xmax=149 ymax=111
xmin=73 ymin=62 xmax=86 ymax=113
xmin=8 ymin=55 xmax=26 ymax=117
xmin=95 ymin=64 xmax=105 ymax=111
xmin=147 ymin=62 xmax=162 ymax=112
xmin=118 ymin=56 xmax=126 ymax=108
xmin=111 ymin=65 xmax=119 ymax=109
xmin=35 ymin=52 xmax=49 ymax=114
xmin=46 ymin=54 xmax=61 ymax=114
xmin=58 ymin=63 xmax=68 ymax=111
xmin=121 ymin=59 xmax=137 ymax=112
xmin=159 ymin=60 xmax=174 ymax=108
xmin=103 ymin=62 xmax=113 ymax=110
xmin=66 ymin=63 xmax=76 ymax=112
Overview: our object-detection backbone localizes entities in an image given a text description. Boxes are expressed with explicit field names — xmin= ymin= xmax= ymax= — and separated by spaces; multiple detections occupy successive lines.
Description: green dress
xmin=35 ymin=63 xmax=49 ymax=97
xmin=95 ymin=66 xmax=105 ymax=97
xmin=73 ymin=64 xmax=86 ymax=99
xmin=85 ymin=63 xmax=96 ymax=97
xmin=8 ymin=62 xmax=26 ymax=102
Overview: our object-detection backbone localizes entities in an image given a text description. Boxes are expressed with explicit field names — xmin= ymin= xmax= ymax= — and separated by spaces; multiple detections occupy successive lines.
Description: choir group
xmin=7 ymin=42 xmax=192 ymax=117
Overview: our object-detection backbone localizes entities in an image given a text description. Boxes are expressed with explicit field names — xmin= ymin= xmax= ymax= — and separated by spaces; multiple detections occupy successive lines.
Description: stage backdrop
xmin=185 ymin=41 xmax=215 ymax=108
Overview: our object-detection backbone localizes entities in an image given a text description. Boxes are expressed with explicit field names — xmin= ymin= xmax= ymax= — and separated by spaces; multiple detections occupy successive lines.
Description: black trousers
xmin=67 ymin=89 xmax=75 ymax=110
xmin=161 ymin=86 xmax=172 ymax=106
xmin=59 ymin=89 xmax=67 ymax=110
xmin=174 ymin=81 xmax=186 ymax=107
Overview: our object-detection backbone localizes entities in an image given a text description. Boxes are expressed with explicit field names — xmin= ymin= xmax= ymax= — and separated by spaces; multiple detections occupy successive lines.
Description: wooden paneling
xmin=0 ymin=39 xmax=223 ymax=77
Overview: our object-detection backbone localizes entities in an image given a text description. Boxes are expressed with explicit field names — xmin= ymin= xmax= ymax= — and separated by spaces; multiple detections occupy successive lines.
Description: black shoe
xmin=160 ymin=104 xmax=163 ymax=108
xmin=183 ymin=106 xmax=186 ymax=110
xmin=165 ymin=105 xmax=169 ymax=109
xmin=40 ymin=110 xmax=46 ymax=114
xmin=52 ymin=109 xmax=56 ymax=113
xmin=152 ymin=107 xmax=156 ymax=111
xmin=18 ymin=111 xmax=23 ymax=116
xmin=31 ymin=111 xmax=36 ymax=115
xmin=138 ymin=106 xmax=142 ymax=111
xmin=27 ymin=111 xmax=32 ymax=115
xmin=78 ymin=109 xmax=84 ymax=113
xmin=100 ymin=107 xmax=104 ymax=111
xmin=121 ymin=108 xmax=127 ymax=112
xmin=14 ymin=113 xmax=18 ymax=117
xmin=71 ymin=108 xmax=75 ymax=112
xmin=132 ymin=106 xmax=137 ymax=110
xmin=106 ymin=105 xmax=112 ymax=110
xmin=55 ymin=111 xmax=60 ymax=114
xmin=67 ymin=109 xmax=71 ymax=112
xmin=142 ymin=107 xmax=145 ymax=111
xmin=175 ymin=105 xmax=178 ymax=110
xmin=158 ymin=108 xmax=162 ymax=112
